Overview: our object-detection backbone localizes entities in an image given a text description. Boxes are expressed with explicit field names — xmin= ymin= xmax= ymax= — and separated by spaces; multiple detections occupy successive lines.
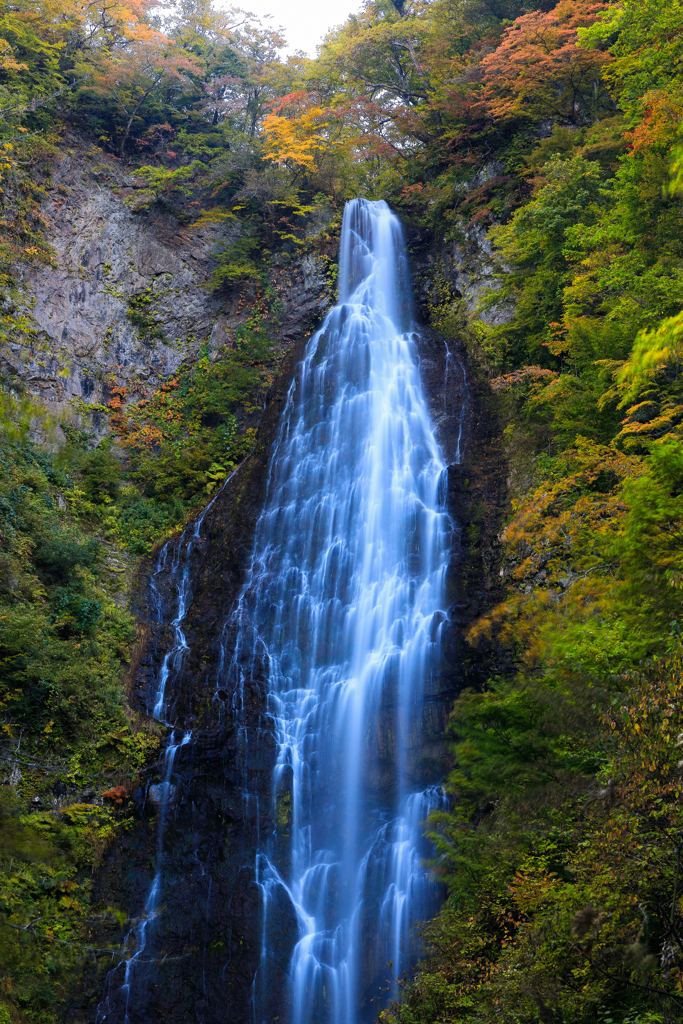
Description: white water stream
xmin=230 ymin=199 xmax=452 ymax=1024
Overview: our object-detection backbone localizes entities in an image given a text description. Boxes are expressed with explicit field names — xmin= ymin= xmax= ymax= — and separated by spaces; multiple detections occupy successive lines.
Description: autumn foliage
xmin=480 ymin=1 xmax=611 ymax=123
xmin=262 ymin=91 xmax=336 ymax=170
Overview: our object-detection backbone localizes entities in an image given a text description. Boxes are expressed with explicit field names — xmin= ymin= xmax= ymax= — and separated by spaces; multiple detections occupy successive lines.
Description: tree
xmin=262 ymin=90 xmax=343 ymax=171
xmin=80 ymin=33 xmax=199 ymax=156
xmin=481 ymin=0 xmax=611 ymax=124
xmin=582 ymin=0 xmax=683 ymax=124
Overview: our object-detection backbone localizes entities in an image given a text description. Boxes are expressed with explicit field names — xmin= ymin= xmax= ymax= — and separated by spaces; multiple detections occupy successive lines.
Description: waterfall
xmin=97 ymin=730 xmax=192 ymax=1023
xmin=96 ymin=198 xmax=456 ymax=1024
xmin=229 ymin=199 xmax=452 ymax=1024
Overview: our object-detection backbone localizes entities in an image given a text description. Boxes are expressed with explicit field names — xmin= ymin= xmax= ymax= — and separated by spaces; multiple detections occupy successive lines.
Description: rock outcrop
xmin=5 ymin=133 xmax=331 ymax=428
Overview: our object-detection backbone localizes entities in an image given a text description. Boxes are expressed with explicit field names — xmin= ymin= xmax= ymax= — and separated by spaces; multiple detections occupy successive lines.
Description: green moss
xmin=276 ymin=790 xmax=292 ymax=829
xmin=126 ymin=290 xmax=165 ymax=341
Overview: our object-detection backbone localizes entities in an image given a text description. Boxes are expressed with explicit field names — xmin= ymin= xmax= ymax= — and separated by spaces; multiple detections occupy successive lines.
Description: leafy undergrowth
xmin=0 ymin=408 xmax=161 ymax=1024
xmin=56 ymin=284 xmax=286 ymax=557
xmin=382 ymin=433 xmax=683 ymax=1023
xmin=387 ymin=651 xmax=683 ymax=1023
xmin=110 ymin=314 xmax=277 ymax=546
xmin=0 ymin=790 xmax=130 ymax=1024
xmin=0 ymin=134 xmax=58 ymax=285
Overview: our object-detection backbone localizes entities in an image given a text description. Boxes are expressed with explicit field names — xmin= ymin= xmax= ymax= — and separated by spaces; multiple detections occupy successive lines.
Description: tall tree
xmin=480 ymin=0 xmax=611 ymax=124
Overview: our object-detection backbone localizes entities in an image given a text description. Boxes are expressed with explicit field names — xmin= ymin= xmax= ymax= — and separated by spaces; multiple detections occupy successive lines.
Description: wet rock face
xmin=85 ymin=346 xmax=506 ymax=1024
xmin=409 ymin=223 xmax=512 ymax=681
xmin=98 ymin=730 xmax=269 ymax=1024
xmin=415 ymin=325 xmax=509 ymax=682
xmin=81 ymin=224 xmax=508 ymax=1024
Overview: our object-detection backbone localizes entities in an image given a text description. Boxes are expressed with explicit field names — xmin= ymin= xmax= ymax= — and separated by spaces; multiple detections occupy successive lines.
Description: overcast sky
xmin=228 ymin=0 xmax=363 ymax=57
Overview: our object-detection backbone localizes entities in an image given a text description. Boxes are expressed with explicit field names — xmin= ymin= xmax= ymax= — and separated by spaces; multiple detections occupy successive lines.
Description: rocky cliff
xmin=3 ymin=133 xmax=331 ymax=431
xmin=3 ymin=138 xmax=507 ymax=1024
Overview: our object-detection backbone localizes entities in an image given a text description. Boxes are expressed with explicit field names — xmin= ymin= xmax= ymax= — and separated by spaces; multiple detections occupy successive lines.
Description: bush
xmin=79 ymin=445 xmax=122 ymax=502
xmin=33 ymin=535 xmax=101 ymax=585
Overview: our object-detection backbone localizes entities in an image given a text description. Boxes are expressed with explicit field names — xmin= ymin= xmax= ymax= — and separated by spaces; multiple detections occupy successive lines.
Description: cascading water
xmin=97 ymin=492 xmax=223 ymax=1023
xmin=229 ymin=198 xmax=452 ymax=1024
xmin=97 ymin=729 xmax=192 ymax=1023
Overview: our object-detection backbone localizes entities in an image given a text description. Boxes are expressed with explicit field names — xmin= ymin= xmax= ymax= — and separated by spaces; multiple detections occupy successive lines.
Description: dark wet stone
xmin=82 ymin=232 xmax=509 ymax=1024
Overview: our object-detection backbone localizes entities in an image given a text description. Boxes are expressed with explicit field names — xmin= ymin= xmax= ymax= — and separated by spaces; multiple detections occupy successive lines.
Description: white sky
xmin=236 ymin=0 xmax=363 ymax=57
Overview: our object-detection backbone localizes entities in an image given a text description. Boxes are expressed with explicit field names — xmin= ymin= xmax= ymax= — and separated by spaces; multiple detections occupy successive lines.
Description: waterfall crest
xmin=231 ymin=198 xmax=452 ymax=1024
